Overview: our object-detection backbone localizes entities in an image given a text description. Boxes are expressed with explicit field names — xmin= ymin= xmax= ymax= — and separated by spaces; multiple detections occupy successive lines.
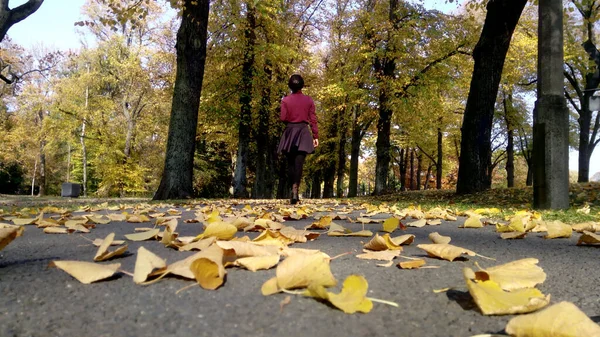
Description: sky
xmin=5 ymin=0 xmax=600 ymax=177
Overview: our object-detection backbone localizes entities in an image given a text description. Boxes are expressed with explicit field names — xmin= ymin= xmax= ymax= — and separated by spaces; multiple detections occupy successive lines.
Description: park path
xmin=1 ymin=200 xmax=598 ymax=337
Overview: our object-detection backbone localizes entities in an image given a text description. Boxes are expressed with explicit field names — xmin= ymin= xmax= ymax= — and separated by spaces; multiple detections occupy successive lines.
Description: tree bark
xmin=37 ymin=141 xmax=46 ymax=196
xmin=409 ymin=148 xmax=415 ymax=190
xmin=233 ymin=2 xmax=256 ymax=198
xmin=348 ymin=118 xmax=361 ymax=197
xmin=436 ymin=128 xmax=443 ymax=189
xmin=456 ymin=0 xmax=527 ymax=194
xmin=0 ymin=0 xmax=44 ymax=42
xmin=153 ymin=0 xmax=209 ymax=200
xmin=253 ymin=61 xmax=273 ymax=199
xmin=310 ymin=171 xmax=321 ymax=199
xmin=335 ymin=109 xmax=347 ymax=198
xmin=399 ymin=148 xmax=407 ymax=191
xmin=374 ymin=78 xmax=393 ymax=195
xmin=503 ymin=93 xmax=515 ymax=188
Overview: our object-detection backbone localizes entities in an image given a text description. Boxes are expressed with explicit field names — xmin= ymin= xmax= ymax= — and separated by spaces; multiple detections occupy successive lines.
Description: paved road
xmin=1 ymin=200 xmax=599 ymax=337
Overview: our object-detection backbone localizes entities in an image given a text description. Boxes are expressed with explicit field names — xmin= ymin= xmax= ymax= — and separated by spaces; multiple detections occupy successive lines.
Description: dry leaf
xmin=426 ymin=219 xmax=442 ymax=226
xmin=398 ymin=259 xmax=426 ymax=269
xmin=356 ymin=249 xmax=401 ymax=261
xmin=279 ymin=226 xmax=320 ymax=243
xmin=107 ymin=213 xmax=127 ymax=222
xmin=390 ymin=234 xmax=415 ymax=246
xmin=179 ymin=237 xmax=217 ymax=251
xmin=195 ymin=221 xmax=237 ymax=240
xmin=50 ymin=260 xmax=121 ymax=284
xmin=0 ymin=227 xmax=19 ymax=251
xmin=261 ymin=253 xmax=336 ymax=295
xmin=125 ymin=228 xmax=160 ymax=241
xmin=382 ymin=217 xmax=400 ymax=233
xmin=460 ymin=216 xmax=483 ymax=228
xmin=92 ymin=238 xmax=125 ymax=247
xmin=315 ymin=274 xmax=373 ymax=314
xmin=190 ymin=245 xmax=226 ymax=290
xmin=500 ymin=232 xmax=527 ymax=240
xmin=577 ymin=231 xmax=600 ymax=246
xmin=234 ymin=255 xmax=280 ymax=272
xmin=133 ymin=247 xmax=167 ymax=284
xmin=306 ymin=216 xmax=333 ymax=229
xmin=376 ymin=261 xmax=394 ymax=267
xmin=428 ymin=232 xmax=451 ymax=244
xmin=94 ymin=233 xmax=128 ymax=261
xmin=43 ymin=227 xmax=73 ymax=234
xmin=363 ymin=233 xmax=403 ymax=251
xmin=475 ymin=258 xmax=546 ymax=291
xmin=406 ymin=219 xmax=427 ymax=228
xmin=417 ymin=243 xmax=477 ymax=261
xmin=572 ymin=222 xmax=600 ymax=233
xmin=545 ymin=220 xmax=572 ymax=239
xmin=463 ymin=267 xmax=550 ymax=315
xmin=505 ymin=301 xmax=600 ymax=336
xmin=253 ymin=230 xmax=293 ymax=247
xmin=216 ymin=240 xmax=278 ymax=257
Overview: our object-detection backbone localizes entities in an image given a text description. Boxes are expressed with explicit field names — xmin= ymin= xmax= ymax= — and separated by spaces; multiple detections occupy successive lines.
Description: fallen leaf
xmin=356 ymin=249 xmax=401 ymax=261
xmin=572 ymin=222 xmax=600 ymax=233
xmin=107 ymin=213 xmax=127 ymax=222
xmin=505 ymin=301 xmax=600 ymax=336
xmin=280 ymin=296 xmax=292 ymax=312
xmin=133 ymin=247 xmax=167 ymax=284
xmin=306 ymin=216 xmax=333 ymax=229
xmin=463 ymin=267 xmax=550 ymax=315
xmin=0 ymin=227 xmax=19 ymax=251
xmin=545 ymin=220 xmax=572 ymax=239
xmin=280 ymin=226 xmax=320 ymax=243
xmin=216 ymin=240 xmax=278 ymax=257
xmin=376 ymin=261 xmax=394 ymax=267
xmin=322 ymin=275 xmax=373 ymax=314
xmin=261 ymin=253 xmax=336 ymax=295
xmin=94 ymin=233 xmax=128 ymax=261
xmin=500 ymin=232 xmax=527 ymax=240
xmin=577 ymin=231 xmax=600 ymax=246
xmin=124 ymin=228 xmax=160 ymax=241
xmin=428 ymin=232 xmax=451 ymax=244
xmin=475 ymin=258 xmax=546 ymax=291
xmin=50 ymin=260 xmax=121 ymax=284
xmin=190 ymin=245 xmax=227 ymax=290
xmin=195 ymin=221 xmax=237 ymax=240
xmin=390 ymin=234 xmax=415 ymax=246
xmin=234 ymin=255 xmax=280 ymax=272
xmin=426 ymin=219 xmax=442 ymax=226
xmin=178 ymin=237 xmax=217 ymax=251
xmin=43 ymin=227 xmax=73 ymax=234
xmin=460 ymin=216 xmax=483 ymax=228
xmin=92 ymin=238 xmax=125 ymax=247
xmin=417 ymin=243 xmax=477 ymax=261
xmin=382 ymin=217 xmax=400 ymax=233
xmin=363 ymin=233 xmax=403 ymax=251
xmin=406 ymin=219 xmax=427 ymax=228
xmin=398 ymin=259 xmax=426 ymax=269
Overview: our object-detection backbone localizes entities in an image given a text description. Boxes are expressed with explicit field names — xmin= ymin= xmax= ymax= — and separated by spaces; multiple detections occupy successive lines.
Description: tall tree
xmin=456 ymin=0 xmax=527 ymax=194
xmin=0 ymin=0 xmax=44 ymax=43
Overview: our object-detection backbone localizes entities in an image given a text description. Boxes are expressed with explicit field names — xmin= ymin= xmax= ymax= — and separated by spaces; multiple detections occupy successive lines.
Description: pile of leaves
xmin=1 ymin=200 xmax=599 ymax=336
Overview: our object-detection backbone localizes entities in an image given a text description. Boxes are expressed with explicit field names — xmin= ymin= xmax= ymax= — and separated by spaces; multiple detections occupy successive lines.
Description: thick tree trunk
xmin=0 ymin=0 xmax=43 ymax=43
xmin=374 ymin=86 xmax=393 ymax=195
xmin=336 ymin=109 xmax=347 ymax=197
xmin=153 ymin=0 xmax=209 ymax=200
xmin=506 ymin=128 xmax=514 ymax=187
xmin=253 ymin=62 xmax=273 ymax=199
xmin=399 ymin=148 xmax=407 ymax=191
xmin=348 ymin=124 xmax=361 ymax=197
xmin=310 ymin=172 xmax=321 ymax=199
xmin=456 ymin=0 xmax=527 ymax=194
xmin=436 ymin=128 xmax=443 ymax=189
xmin=233 ymin=3 xmax=256 ymax=198
xmin=526 ymin=159 xmax=533 ymax=186
xmin=37 ymin=142 xmax=46 ymax=196
xmin=425 ymin=164 xmax=432 ymax=190
xmin=416 ymin=151 xmax=422 ymax=191
xmin=409 ymin=148 xmax=414 ymax=190
xmin=577 ymin=89 xmax=593 ymax=183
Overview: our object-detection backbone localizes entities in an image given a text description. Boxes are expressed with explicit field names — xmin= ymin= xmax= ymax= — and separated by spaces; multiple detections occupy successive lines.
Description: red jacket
xmin=280 ymin=91 xmax=319 ymax=139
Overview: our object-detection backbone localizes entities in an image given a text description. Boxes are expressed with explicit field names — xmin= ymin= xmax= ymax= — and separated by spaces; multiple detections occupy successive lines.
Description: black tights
xmin=286 ymin=151 xmax=307 ymax=186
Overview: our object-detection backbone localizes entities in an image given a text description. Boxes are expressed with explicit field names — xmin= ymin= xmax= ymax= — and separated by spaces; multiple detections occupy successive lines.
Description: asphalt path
xmin=1 ymin=200 xmax=599 ymax=337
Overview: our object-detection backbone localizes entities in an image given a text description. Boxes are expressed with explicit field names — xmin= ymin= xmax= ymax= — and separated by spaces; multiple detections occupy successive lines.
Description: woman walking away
xmin=277 ymin=74 xmax=319 ymax=205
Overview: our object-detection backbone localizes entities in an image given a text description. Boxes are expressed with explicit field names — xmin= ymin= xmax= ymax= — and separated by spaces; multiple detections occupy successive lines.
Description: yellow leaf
xmin=406 ymin=219 xmax=427 ymax=228
xmin=279 ymin=247 xmax=330 ymax=259
xmin=398 ymin=259 xmax=426 ymax=269
xmin=126 ymin=214 xmax=150 ymax=223
xmin=475 ymin=258 xmax=546 ymax=291
xmin=86 ymin=215 xmax=111 ymax=224
xmin=427 ymin=219 xmax=442 ymax=226
xmin=245 ymin=219 xmax=283 ymax=232
xmin=261 ymin=253 xmax=336 ymax=295
xmin=461 ymin=216 xmax=483 ymax=228
xmin=12 ymin=217 xmax=38 ymax=226
xmin=428 ymin=232 xmax=451 ymax=244
xmin=324 ymin=275 xmax=373 ymax=314
xmin=280 ymin=226 xmax=320 ymax=243
xmin=577 ymin=231 xmax=600 ymax=246
xmin=463 ymin=267 xmax=550 ymax=315
xmin=382 ymin=217 xmax=400 ymax=233
xmin=190 ymin=245 xmax=226 ymax=290
xmin=328 ymin=229 xmax=373 ymax=237
xmin=390 ymin=234 xmax=415 ymax=246
xmin=179 ymin=237 xmax=216 ymax=251
xmin=43 ymin=227 xmax=73 ymax=234
xmin=107 ymin=213 xmax=127 ymax=222
xmin=356 ymin=249 xmax=401 ymax=261
xmin=505 ymin=301 xmax=600 ymax=336
xmin=500 ymin=232 xmax=527 ymax=240
xmin=252 ymin=230 xmax=293 ymax=247
xmin=307 ymin=216 xmax=332 ymax=229
xmin=545 ymin=220 xmax=572 ymax=239
xmin=94 ymin=233 xmax=128 ymax=261
xmin=216 ymin=240 xmax=278 ymax=257
xmin=195 ymin=221 xmax=237 ymax=240
xmin=417 ymin=243 xmax=477 ymax=261
xmin=363 ymin=233 xmax=403 ymax=251
xmin=572 ymin=222 xmax=600 ymax=233
xmin=0 ymin=227 xmax=19 ymax=251
xmin=133 ymin=247 xmax=167 ymax=284
xmin=125 ymin=228 xmax=160 ymax=241
xmin=234 ymin=255 xmax=280 ymax=272
xmin=50 ymin=260 xmax=120 ymax=284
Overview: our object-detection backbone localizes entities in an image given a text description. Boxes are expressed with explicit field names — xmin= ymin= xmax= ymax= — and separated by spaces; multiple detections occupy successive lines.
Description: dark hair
xmin=288 ymin=74 xmax=304 ymax=93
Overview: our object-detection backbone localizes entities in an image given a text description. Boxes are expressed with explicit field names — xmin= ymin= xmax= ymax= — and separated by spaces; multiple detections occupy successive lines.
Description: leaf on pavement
xmin=505 ymin=301 xmax=600 ymax=336
xmin=305 ymin=275 xmax=373 ymax=314
xmin=460 ymin=216 xmax=483 ymax=228
xmin=125 ymin=228 xmax=160 ymax=241
xmin=178 ymin=237 xmax=217 ymax=251
xmin=86 ymin=214 xmax=111 ymax=224
xmin=500 ymin=232 xmax=527 ymax=240
xmin=216 ymin=240 xmax=278 ymax=257
xmin=261 ymin=253 xmax=336 ymax=295
xmin=107 ymin=213 xmax=127 ymax=222
xmin=0 ymin=227 xmax=20 ymax=251
xmin=94 ymin=233 xmax=128 ymax=261
xmin=356 ymin=249 xmax=401 ymax=261
xmin=397 ymin=259 xmax=426 ymax=269
xmin=572 ymin=222 xmax=600 ymax=233
xmin=133 ymin=246 xmax=167 ymax=284
xmin=190 ymin=245 xmax=227 ymax=290
xmin=363 ymin=233 xmax=403 ymax=251
xmin=50 ymin=260 xmax=121 ymax=284
xmin=463 ymin=267 xmax=550 ymax=315
xmin=382 ymin=217 xmax=400 ymax=233
xmin=406 ymin=219 xmax=426 ymax=228
xmin=195 ymin=221 xmax=237 ymax=241
xmin=234 ymin=255 xmax=280 ymax=272
xmin=253 ymin=230 xmax=293 ymax=247
xmin=544 ymin=220 xmax=572 ymax=239
xmin=390 ymin=234 xmax=415 ymax=246
xmin=280 ymin=226 xmax=320 ymax=243
xmin=475 ymin=258 xmax=546 ymax=291
xmin=577 ymin=231 xmax=600 ymax=246
xmin=417 ymin=243 xmax=477 ymax=261
xmin=306 ymin=216 xmax=333 ymax=229
xmin=43 ymin=227 xmax=74 ymax=234
xmin=428 ymin=232 xmax=451 ymax=244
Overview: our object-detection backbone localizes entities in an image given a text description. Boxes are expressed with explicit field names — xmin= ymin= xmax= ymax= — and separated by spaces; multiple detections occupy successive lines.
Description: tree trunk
xmin=425 ymin=164 xmax=432 ymax=190
xmin=0 ymin=0 xmax=43 ymax=43
xmin=456 ymin=0 xmax=527 ymax=194
xmin=336 ymin=108 xmax=348 ymax=198
xmin=310 ymin=172 xmax=321 ymax=199
xmin=374 ymin=85 xmax=393 ymax=195
xmin=416 ymin=151 xmax=422 ymax=191
xmin=409 ymin=148 xmax=414 ymax=190
xmin=399 ymin=148 xmax=407 ymax=191
xmin=37 ymin=142 xmax=46 ymax=196
xmin=436 ymin=128 xmax=443 ymax=189
xmin=526 ymin=159 xmax=533 ymax=186
xmin=153 ymin=0 xmax=210 ymax=200
xmin=503 ymin=93 xmax=515 ymax=188
xmin=276 ymin=156 xmax=288 ymax=199
xmin=80 ymin=120 xmax=88 ymax=197
xmin=233 ymin=3 xmax=256 ymax=198
xmin=348 ymin=121 xmax=361 ymax=197
xmin=253 ymin=61 xmax=273 ymax=199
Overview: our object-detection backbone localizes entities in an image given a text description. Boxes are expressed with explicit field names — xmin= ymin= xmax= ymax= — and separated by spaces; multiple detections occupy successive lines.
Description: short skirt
xmin=277 ymin=122 xmax=315 ymax=154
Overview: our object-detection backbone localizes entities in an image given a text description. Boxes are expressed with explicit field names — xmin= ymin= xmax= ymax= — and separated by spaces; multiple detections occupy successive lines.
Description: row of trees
xmin=0 ymin=0 xmax=598 ymax=199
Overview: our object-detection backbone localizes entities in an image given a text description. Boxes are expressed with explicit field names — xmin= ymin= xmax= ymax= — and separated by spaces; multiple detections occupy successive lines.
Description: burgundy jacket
xmin=280 ymin=91 xmax=319 ymax=139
